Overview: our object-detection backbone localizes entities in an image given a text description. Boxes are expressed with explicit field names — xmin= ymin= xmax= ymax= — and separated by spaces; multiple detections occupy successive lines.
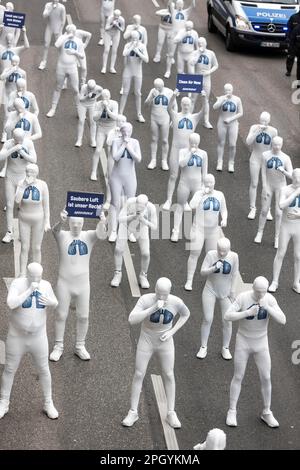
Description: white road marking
xmin=151 ymin=375 xmax=179 ymax=450
xmin=99 ymin=149 xmax=141 ymax=297
xmin=0 ymin=340 xmax=5 ymax=366
xmin=66 ymin=13 xmax=73 ymax=25
xmin=152 ymin=0 xmax=160 ymax=8
xmin=13 ymin=218 xmax=21 ymax=278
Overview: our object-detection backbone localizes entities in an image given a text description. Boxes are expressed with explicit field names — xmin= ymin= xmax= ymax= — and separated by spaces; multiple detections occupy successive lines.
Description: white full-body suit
xmin=5 ymin=98 xmax=42 ymax=141
xmin=173 ymin=22 xmax=198 ymax=74
xmin=269 ymin=169 xmax=300 ymax=293
xmin=213 ymin=84 xmax=243 ymax=172
xmin=102 ymin=10 xmax=125 ymax=73
xmin=8 ymin=78 xmax=39 ymax=116
xmin=172 ymin=133 xmax=208 ymax=240
xmin=15 ymin=165 xmax=50 ymax=277
xmin=50 ymin=215 xmax=106 ymax=360
xmin=39 ymin=1 xmax=66 ymax=69
xmin=185 ymin=174 xmax=227 ymax=291
xmin=74 ymin=28 xmax=92 ymax=87
xmin=0 ymin=130 xmax=36 ymax=241
xmin=246 ymin=114 xmax=278 ymax=219
xmin=198 ymin=238 xmax=239 ymax=358
xmin=189 ymin=38 xmax=218 ymax=126
xmin=90 ymin=90 xmax=119 ymax=180
xmin=163 ymin=92 xmax=207 ymax=210
xmin=111 ymin=196 xmax=158 ymax=289
xmin=224 ymin=277 xmax=286 ymax=428
xmin=0 ymin=265 xmax=58 ymax=419
xmin=109 ymin=123 xmax=142 ymax=236
xmin=76 ymin=80 xmax=103 ymax=148
xmin=164 ymin=0 xmax=195 ymax=78
xmin=99 ymin=0 xmax=115 ymax=44
xmin=153 ymin=2 xmax=174 ymax=63
xmin=0 ymin=3 xmax=21 ymax=47
xmin=123 ymin=16 xmax=148 ymax=46
xmin=255 ymin=137 xmax=293 ymax=247
xmin=0 ymin=28 xmax=29 ymax=74
xmin=47 ymin=26 xmax=84 ymax=116
xmin=119 ymin=32 xmax=149 ymax=121
xmin=122 ymin=278 xmax=190 ymax=429
xmin=144 ymin=79 xmax=175 ymax=170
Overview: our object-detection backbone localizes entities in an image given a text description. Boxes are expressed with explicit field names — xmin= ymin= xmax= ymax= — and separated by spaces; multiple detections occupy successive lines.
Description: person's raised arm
xmin=200 ymin=252 xmax=218 ymax=277
xmin=160 ymin=301 xmax=190 ymax=341
xmin=224 ymin=299 xmax=259 ymax=322
xmin=128 ymin=297 xmax=159 ymax=325
xmin=139 ymin=203 xmax=158 ymax=231
xmin=7 ymin=280 xmax=34 ymax=310
xmin=42 ymin=182 xmax=51 ymax=231
xmin=112 ymin=138 xmax=126 ymax=162
xmin=52 ymin=209 xmax=68 ymax=238
xmin=220 ymin=193 xmax=228 ymax=228
xmin=279 ymin=186 xmax=300 ymax=210
xmin=126 ymin=139 xmax=142 ymax=163
xmin=30 ymin=115 xmax=42 ymax=141
xmin=259 ymin=295 xmax=286 ymax=325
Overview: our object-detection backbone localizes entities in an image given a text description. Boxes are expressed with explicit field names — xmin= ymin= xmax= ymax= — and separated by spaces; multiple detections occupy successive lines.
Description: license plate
xmin=261 ymin=42 xmax=280 ymax=48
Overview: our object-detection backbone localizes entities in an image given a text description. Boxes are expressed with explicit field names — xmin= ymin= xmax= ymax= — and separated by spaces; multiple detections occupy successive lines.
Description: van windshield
xmin=249 ymin=0 xmax=299 ymax=4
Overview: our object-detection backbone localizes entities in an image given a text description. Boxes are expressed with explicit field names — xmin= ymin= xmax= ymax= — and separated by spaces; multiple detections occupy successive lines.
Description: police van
xmin=207 ymin=0 xmax=300 ymax=51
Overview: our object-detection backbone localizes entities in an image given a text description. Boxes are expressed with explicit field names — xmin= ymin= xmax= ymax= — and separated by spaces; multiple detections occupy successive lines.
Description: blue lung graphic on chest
xmin=15 ymin=118 xmax=31 ymax=132
xmin=23 ymin=186 xmax=40 ymax=201
xmin=22 ymin=291 xmax=45 ymax=309
xmin=198 ymin=54 xmax=209 ymax=65
xmin=162 ymin=14 xmax=172 ymax=24
xmin=289 ymin=195 xmax=300 ymax=208
xmin=182 ymin=35 xmax=194 ymax=44
xmin=213 ymin=260 xmax=231 ymax=274
xmin=20 ymin=96 xmax=30 ymax=109
xmin=121 ymin=148 xmax=132 ymax=159
xmin=203 ymin=197 xmax=220 ymax=211
xmin=246 ymin=304 xmax=268 ymax=320
xmin=187 ymin=154 xmax=202 ymax=167
xmin=2 ymin=50 xmax=14 ymax=61
xmin=68 ymin=240 xmax=88 ymax=256
xmin=64 ymin=40 xmax=77 ymax=50
xmin=129 ymin=50 xmax=140 ymax=57
xmin=8 ymin=72 xmax=22 ymax=83
xmin=154 ymin=95 xmax=168 ymax=106
xmin=150 ymin=308 xmax=174 ymax=325
xmin=11 ymin=146 xmax=28 ymax=159
xmin=175 ymin=12 xmax=185 ymax=20
xmin=178 ymin=117 xmax=193 ymax=130
xmin=267 ymin=156 xmax=283 ymax=170
xmin=101 ymin=108 xmax=110 ymax=119
xmin=222 ymin=101 xmax=237 ymax=113
xmin=256 ymin=132 xmax=271 ymax=145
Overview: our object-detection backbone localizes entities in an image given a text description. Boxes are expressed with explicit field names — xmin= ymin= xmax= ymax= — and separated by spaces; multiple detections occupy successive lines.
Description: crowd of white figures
xmin=0 ymin=0 xmax=299 ymax=450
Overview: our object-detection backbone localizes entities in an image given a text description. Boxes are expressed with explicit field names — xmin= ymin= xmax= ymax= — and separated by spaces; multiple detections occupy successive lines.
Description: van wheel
xmin=208 ymin=9 xmax=217 ymax=33
xmin=225 ymin=27 xmax=236 ymax=52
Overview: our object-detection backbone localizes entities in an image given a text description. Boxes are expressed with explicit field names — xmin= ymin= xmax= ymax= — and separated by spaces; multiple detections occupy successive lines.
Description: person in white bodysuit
xmin=196 ymin=237 xmax=239 ymax=361
xmin=5 ymin=97 xmax=42 ymax=141
xmin=0 ymin=262 xmax=59 ymax=420
xmin=213 ymin=83 xmax=243 ymax=173
xmin=189 ymin=37 xmax=218 ymax=128
xmin=185 ymin=174 xmax=227 ymax=291
xmin=0 ymin=2 xmax=21 ymax=47
xmin=111 ymin=194 xmax=158 ymax=289
xmin=0 ymin=27 xmax=29 ymax=74
xmin=173 ymin=20 xmax=198 ymax=74
xmin=90 ymin=88 xmax=119 ymax=181
xmin=8 ymin=78 xmax=39 ymax=115
xmin=49 ymin=210 xmax=107 ymax=362
xmin=119 ymin=30 xmax=149 ymax=123
xmin=162 ymin=89 xmax=207 ymax=211
xmin=46 ymin=24 xmax=84 ymax=118
xmin=144 ymin=78 xmax=175 ymax=171
xmin=153 ymin=0 xmax=174 ymax=64
xmin=246 ymin=112 xmax=278 ymax=221
xmin=194 ymin=428 xmax=227 ymax=451
xmin=73 ymin=27 xmax=92 ymax=87
xmin=269 ymin=169 xmax=300 ymax=294
xmin=102 ymin=9 xmax=125 ymax=74
xmin=123 ymin=14 xmax=148 ymax=46
xmin=75 ymin=79 xmax=103 ymax=148
xmin=38 ymin=0 xmax=66 ymax=70
xmin=224 ymin=276 xmax=286 ymax=428
xmin=105 ymin=113 xmax=127 ymax=210
xmin=254 ymin=136 xmax=293 ymax=249
xmin=171 ymin=132 xmax=208 ymax=242
xmin=15 ymin=164 xmax=50 ymax=277
xmin=122 ymin=277 xmax=190 ymax=428
xmin=99 ymin=0 xmax=115 ymax=46
xmin=164 ymin=0 xmax=195 ymax=79
xmin=0 ymin=128 xmax=37 ymax=243
xmin=108 ymin=122 xmax=142 ymax=242
xmin=0 ymin=54 xmax=26 ymax=142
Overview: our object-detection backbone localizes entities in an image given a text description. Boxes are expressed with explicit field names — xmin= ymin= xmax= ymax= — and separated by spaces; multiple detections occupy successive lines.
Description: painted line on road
xmin=72 ymin=0 xmax=82 ymax=22
xmin=0 ymin=340 xmax=5 ymax=366
xmin=151 ymin=374 xmax=179 ymax=450
xmin=67 ymin=13 xmax=73 ymax=25
xmin=152 ymin=0 xmax=160 ymax=8
xmin=99 ymin=149 xmax=141 ymax=298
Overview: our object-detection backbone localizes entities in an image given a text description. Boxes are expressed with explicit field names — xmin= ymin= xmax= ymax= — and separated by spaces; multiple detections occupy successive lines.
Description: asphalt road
xmin=0 ymin=0 xmax=299 ymax=450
